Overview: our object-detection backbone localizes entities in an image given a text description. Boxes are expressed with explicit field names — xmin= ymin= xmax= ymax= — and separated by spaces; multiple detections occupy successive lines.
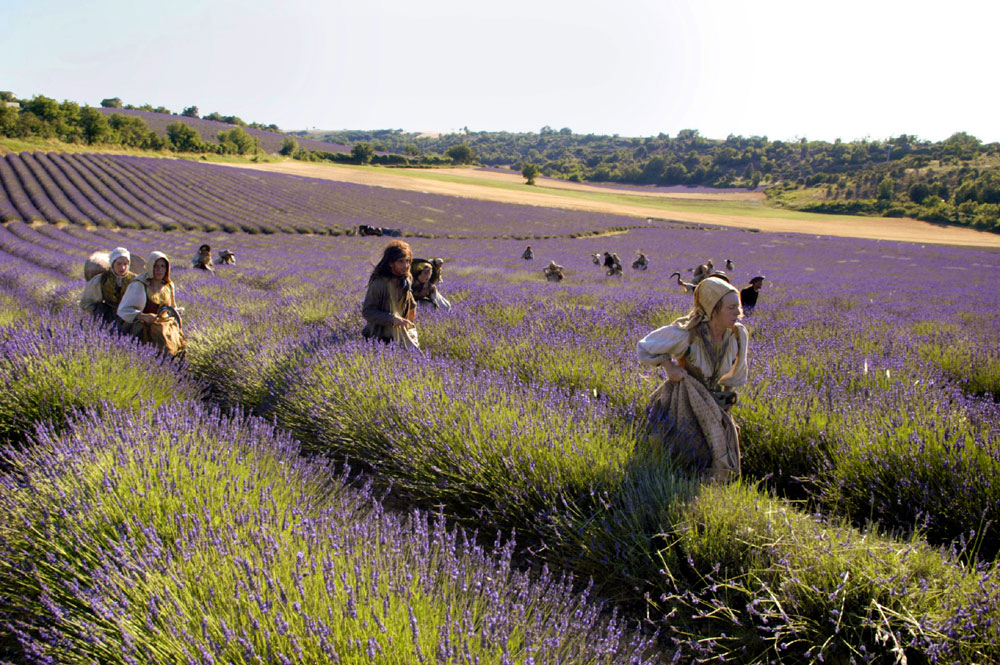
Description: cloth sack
xmin=393 ymin=323 xmax=420 ymax=351
xmin=432 ymin=290 xmax=452 ymax=311
xmin=134 ymin=306 xmax=187 ymax=357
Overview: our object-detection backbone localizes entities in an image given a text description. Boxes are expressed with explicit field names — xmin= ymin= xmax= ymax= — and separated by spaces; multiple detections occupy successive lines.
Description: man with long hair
xmin=361 ymin=240 xmax=419 ymax=348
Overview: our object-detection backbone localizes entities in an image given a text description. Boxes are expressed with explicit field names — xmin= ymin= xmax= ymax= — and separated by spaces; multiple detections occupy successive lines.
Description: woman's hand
xmin=393 ymin=315 xmax=414 ymax=329
xmin=136 ymin=313 xmax=156 ymax=324
xmin=663 ymin=361 xmax=686 ymax=382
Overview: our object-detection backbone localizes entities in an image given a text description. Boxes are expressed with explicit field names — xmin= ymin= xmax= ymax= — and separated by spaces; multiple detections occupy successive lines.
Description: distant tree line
xmin=303 ymin=127 xmax=1000 ymax=232
xmin=97 ymin=97 xmax=280 ymax=133
xmin=4 ymin=91 xmax=999 ymax=232
xmin=0 ymin=93 xmax=459 ymax=167
xmin=0 ymin=94 xmax=265 ymax=156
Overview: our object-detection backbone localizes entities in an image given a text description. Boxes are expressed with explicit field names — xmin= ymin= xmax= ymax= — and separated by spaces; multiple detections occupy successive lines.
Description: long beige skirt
xmin=645 ymin=377 xmax=741 ymax=483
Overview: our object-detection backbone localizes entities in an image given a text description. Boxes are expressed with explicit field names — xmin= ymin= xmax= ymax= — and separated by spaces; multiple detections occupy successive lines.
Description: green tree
xmin=0 ymin=104 xmax=17 ymax=136
xmin=351 ymin=142 xmax=375 ymax=164
xmin=79 ymin=106 xmax=112 ymax=144
xmin=662 ymin=163 xmax=688 ymax=184
xmin=23 ymin=95 xmax=62 ymax=124
xmin=908 ymin=182 xmax=930 ymax=204
xmin=100 ymin=97 xmax=123 ymax=109
xmin=974 ymin=170 xmax=1000 ymax=204
xmin=166 ymin=121 xmax=203 ymax=152
xmin=108 ymin=114 xmax=162 ymax=149
xmin=876 ymin=176 xmax=895 ymax=202
xmin=217 ymin=127 xmax=260 ymax=155
xmin=941 ymin=132 xmax=981 ymax=159
xmin=0 ymin=91 xmax=16 ymax=102
xmin=181 ymin=105 xmax=199 ymax=118
xmin=445 ymin=143 xmax=476 ymax=164
xmin=279 ymin=136 xmax=299 ymax=156
xmin=522 ymin=162 xmax=540 ymax=185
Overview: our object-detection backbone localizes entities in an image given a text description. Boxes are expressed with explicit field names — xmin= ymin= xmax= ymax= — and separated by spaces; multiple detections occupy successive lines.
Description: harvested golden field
xmin=221 ymin=160 xmax=1000 ymax=249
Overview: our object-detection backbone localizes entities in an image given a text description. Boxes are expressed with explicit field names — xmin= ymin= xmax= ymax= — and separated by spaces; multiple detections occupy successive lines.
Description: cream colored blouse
xmin=637 ymin=322 xmax=749 ymax=389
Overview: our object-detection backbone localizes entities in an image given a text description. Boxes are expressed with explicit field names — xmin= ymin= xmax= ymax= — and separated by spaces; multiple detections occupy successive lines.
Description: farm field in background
xmin=1 ymin=214 xmax=999 ymax=662
xmin=223 ymin=159 xmax=1000 ymax=247
xmin=4 ymin=145 xmax=1000 ymax=247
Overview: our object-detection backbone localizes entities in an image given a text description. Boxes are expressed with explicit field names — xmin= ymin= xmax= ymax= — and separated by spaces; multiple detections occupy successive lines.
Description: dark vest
xmin=100 ymin=270 xmax=136 ymax=308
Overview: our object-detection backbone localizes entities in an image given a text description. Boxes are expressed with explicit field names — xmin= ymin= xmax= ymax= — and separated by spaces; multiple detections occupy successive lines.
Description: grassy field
xmin=309 ymin=162 xmax=857 ymax=222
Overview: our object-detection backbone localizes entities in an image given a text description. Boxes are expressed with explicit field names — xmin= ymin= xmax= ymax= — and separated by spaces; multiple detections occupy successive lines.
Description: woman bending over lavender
xmin=636 ymin=276 xmax=748 ymax=482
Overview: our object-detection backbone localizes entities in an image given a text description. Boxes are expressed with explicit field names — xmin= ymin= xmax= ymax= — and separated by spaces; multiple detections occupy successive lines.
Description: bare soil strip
xmin=219 ymin=161 xmax=1000 ymax=249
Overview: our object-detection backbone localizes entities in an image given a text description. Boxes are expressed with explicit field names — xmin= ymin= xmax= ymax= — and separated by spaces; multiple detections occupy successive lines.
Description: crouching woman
xmin=636 ymin=276 xmax=748 ymax=482
xmin=362 ymin=240 xmax=419 ymax=349
xmin=80 ymin=246 xmax=135 ymax=326
xmin=117 ymin=251 xmax=186 ymax=357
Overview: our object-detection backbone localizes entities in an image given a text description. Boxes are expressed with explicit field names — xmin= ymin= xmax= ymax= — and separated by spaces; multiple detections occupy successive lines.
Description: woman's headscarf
xmin=109 ymin=247 xmax=130 ymax=267
xmin=140 ymin=251 xmax=171 ymax=284
xmin=671 ymin=276 xmax=739 ymax=330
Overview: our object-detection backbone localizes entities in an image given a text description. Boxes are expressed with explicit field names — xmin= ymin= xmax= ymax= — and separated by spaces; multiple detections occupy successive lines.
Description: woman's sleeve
xmin=719 ymin=323 xmax=749 ymax=388
xmin=361 ymin=280 xmax=395 ymax=326
xmin=168 ymin=283 xmax=176 ymax=308
xmin=117 ymin=282 xmax=146 ymax=324
xmin=79 ymin=274 xmax=102 ymax=312
xmin=636 ymin=324 xmax=690 ymax=367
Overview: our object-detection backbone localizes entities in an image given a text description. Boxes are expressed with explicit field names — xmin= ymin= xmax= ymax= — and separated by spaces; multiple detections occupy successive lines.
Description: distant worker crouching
xmin=740 ymin=276 xmax=765 ymax=314
xmin=544 ymin=260 xmax=565 ymax=282
xmin=411 ymin=257 xmax=452 ymax=311
xmin=692 ymin=260 xmax=713 ymax=285
xmin=192 ymin=244 xmax=214 ymax=272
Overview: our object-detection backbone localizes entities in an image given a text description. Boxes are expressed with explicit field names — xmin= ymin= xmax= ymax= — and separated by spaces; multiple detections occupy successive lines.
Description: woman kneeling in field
xmin=117 ymin=252 xmax=186 ymax=357
xmin=80 ymin=246 xmax=136 ymax=326
xmin=411 ymin=257 xmax=451 ymax=310
xmin=636 ymin=276 xmax=748 ymax=482
xmin=362 ymin=240 xmax=419 ymax=349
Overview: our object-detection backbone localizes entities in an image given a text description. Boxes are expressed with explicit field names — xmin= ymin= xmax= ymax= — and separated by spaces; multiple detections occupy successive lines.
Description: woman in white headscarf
xmin=80 ymin=246 xmax=135 ymax=325
xmin=636 ymin=276 xmax=748 ymax=482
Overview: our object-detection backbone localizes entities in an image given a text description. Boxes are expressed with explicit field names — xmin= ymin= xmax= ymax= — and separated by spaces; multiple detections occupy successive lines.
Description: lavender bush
xmin=0 ymin=319 xmax=200 ymax=446
xmin=0 ymin=403 xmax=660 ymax=664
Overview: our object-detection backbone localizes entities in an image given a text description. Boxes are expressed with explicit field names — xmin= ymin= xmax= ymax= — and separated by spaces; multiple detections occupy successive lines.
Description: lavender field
xmin=0 ymin=152 xmax=640 ymax=237
xmin=1 ymin=216 xmax=999 ymax=664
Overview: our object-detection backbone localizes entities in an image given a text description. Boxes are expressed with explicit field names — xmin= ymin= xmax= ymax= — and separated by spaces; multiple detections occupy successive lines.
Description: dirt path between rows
xmin=219 ymin=161 xmax=1000 ymax=249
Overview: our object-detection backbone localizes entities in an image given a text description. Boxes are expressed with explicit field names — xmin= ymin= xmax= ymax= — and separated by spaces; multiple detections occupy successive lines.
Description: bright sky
xmin=3 ymin=0 xmax=997 ymax=143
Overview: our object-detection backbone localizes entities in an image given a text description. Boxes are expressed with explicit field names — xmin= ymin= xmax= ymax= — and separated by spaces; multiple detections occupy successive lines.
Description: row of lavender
xmin=0 ymin=151 xmax=640 ymax=237
xmin=0 ymin=241 xmax=659 ymax=662
xmin=95 ymin=107 xmax=353 ymax=155
xmin=3 ymin=220 xmax=999 ymax=551
xmin=1 ymin=222 xmax=999 ymax=661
